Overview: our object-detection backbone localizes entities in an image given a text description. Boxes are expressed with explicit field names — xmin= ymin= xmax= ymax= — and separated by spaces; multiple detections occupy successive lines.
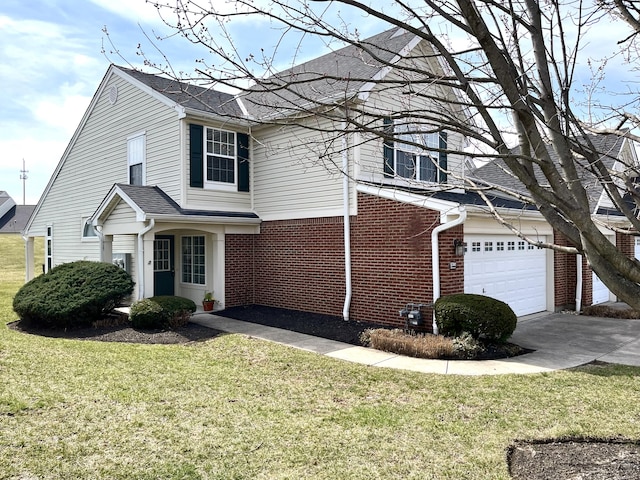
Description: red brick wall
xmin=224 ymin=192 xmax=465 ymax=329
xmin=253 ymin=217 xmax=346 ymax=315
xmin=225 ymin=234 xmax=255 ymax=306
xmin=617 ymin=231 xmax=635 ymax=259
xmin=554 ymin=231 xmax=577 ymax=309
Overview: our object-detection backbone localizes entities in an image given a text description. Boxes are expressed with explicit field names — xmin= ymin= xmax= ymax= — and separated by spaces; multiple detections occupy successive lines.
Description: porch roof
xmin=92 ymin=184 xmax=261 ymax=225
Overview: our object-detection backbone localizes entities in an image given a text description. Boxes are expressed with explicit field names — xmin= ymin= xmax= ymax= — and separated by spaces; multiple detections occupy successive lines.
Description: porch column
xmin=101 ymin=234 xmax=113 ymax=264
xmin=213 ymin=233 xmax=226 ymax=309
xmin=142 ymin=233 xmax=155 ymax=298
xmin=24 ymin=237 xmax=34 ymax=282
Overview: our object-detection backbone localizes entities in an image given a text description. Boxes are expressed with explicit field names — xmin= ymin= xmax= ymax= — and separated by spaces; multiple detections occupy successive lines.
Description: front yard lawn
xmin=2 ymin=236 xmax=640 ymax=479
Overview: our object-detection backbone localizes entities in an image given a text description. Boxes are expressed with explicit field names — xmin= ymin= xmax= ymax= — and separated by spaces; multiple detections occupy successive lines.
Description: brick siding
xmin=224 ymin=192 xmax=465 ymax=329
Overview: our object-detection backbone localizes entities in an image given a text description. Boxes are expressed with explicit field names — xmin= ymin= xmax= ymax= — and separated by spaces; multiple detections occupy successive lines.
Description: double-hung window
xmin=181 ymin=235 xmax=205 ymax=285
xmin=128 ymin=132 xmax=146 ymax=186
xmin=384 ymin=119 xmax=447 ymax=183
xmin=206 ymin=127 xmax=235 ymax=185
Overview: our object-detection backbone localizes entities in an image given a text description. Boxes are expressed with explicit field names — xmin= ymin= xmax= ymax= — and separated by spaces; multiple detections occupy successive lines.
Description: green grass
xmin=1 ymin=235 xmax=640 ymax=479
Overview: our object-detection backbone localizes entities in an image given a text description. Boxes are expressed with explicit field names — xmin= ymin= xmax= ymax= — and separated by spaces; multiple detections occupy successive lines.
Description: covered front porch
xmin=91 ymin=184 xmax=260 ymax=307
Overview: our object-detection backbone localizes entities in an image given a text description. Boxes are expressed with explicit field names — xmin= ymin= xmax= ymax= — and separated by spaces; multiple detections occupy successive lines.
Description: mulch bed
xmin=214 ymin=305 xmax=389 ymax=346
xmin=215 ymin=305 xmax=529 ymax=360
xmin=7 ymin=317 xmax=224 ymax=345
xmin=508 ymin=438 xmax=640 ymax=479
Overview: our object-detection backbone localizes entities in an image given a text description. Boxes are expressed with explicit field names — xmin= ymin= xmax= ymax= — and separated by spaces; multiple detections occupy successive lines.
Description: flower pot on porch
xmin=202 ymin=300 xmax=215 ymax=311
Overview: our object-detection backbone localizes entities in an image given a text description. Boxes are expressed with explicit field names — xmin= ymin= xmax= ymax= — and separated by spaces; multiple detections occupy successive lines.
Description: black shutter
xmin=237 ymin=133 xmax=250 ymax=192
xmin=189 ymin=124 xmax=204 ymax=188
xmin=383 ymin=117 xmax=394 ymax=178
xmin=438 ymin=130 xmax=448 ymax=184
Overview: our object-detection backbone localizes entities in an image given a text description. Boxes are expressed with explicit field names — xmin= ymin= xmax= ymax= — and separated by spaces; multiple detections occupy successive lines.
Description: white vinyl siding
xmin=252 ymin=118 xmax=348 ymax=220
xmin=25 ymin=73 xmax=181 ymax=265
xmin=185 ymin=123 xmax=251 ymax=210
xmin=357 ymin=43 xmax=466 ymax=186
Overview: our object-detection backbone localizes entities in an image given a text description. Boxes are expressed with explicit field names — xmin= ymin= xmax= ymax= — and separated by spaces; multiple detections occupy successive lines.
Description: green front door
xmin=154 ymin=235 xmax=175 ymax=296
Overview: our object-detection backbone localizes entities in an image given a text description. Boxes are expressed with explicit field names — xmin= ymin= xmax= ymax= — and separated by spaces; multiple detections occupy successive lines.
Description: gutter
xmin=431 ymin=206 xmax=467 ymax=335
xmin=137 ymin=219 xmax=155 ymax=300
xmin=342 ymin=121 xmax=352 ymax=321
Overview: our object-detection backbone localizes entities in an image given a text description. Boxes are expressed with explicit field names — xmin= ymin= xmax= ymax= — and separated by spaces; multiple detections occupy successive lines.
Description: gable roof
xmin=116 ymin=67 xmax=244 ymax=118
xmin=241 ymin=27 xmax=423 ymax=119
xmin=92 ymin=184 xmax=260 ymax=225
xmin=469 ymin=134 xmax=627 ymax=213
xmin=0 ymin=192 xmax=35 ymax=233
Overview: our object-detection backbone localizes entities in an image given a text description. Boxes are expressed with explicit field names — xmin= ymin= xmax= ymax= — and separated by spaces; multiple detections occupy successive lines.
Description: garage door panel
xmin=464 ymin=234 xmax=547 ymax=317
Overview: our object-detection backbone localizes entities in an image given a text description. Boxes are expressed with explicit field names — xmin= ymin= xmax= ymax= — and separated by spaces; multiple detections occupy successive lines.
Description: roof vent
xmin=108 ymin=85 xmax=118 ymax=105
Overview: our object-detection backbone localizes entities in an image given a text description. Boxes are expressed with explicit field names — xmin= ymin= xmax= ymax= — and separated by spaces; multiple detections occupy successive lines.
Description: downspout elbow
xmin=431 ymin=207 xmax=467 ymax=335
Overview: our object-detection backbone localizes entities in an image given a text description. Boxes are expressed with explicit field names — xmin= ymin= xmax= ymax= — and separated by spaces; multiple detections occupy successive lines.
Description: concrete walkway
xmin=190 ymin=310 xmax=640 ymax=375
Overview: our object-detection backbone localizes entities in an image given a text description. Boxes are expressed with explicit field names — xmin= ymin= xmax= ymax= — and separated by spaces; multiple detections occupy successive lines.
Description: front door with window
xmin=154 ymin=235 xmax=175 ymax=296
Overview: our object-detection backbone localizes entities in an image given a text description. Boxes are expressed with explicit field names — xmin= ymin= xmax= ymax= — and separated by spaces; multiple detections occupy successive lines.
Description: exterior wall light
xmin=453 ymin=239 xmax=465 ymax=256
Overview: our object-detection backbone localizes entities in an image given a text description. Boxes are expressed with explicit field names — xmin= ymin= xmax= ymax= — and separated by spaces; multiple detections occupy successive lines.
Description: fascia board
xmin=112 ymin=67 xmax=188 ymax=118
xmin=24 ymin=66 xmax=116 ymax=236
xmin=92 ymin=185 xmax=147 ymax=224
xmin=356 ymin=183 xmax=461 ymax=223
xmin=182 ymin=107 xmax=253 ymax=128
xmin=357 ymin=33 xmax=423 ymax=102
xmin=149 ymin=214 xmax=261 ymax=225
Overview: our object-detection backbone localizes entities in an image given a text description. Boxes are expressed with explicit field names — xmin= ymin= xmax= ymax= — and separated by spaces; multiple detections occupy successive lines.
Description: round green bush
xmin=130 ymin=296 xmax=196 ymax=329
xmin=434 ymin=293 xmax=517 ymax=342
xmin=13 ymin=260 xmax=135 ymax=328
xmin=129 ymin=298 xmax=165 ymax=329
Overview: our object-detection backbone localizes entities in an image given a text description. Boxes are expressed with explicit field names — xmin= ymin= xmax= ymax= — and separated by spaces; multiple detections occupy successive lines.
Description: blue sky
xmin=0 ymin=0 xmax=389 ymax=205
xmin=0 ymin=1 xmax=635 ymax=205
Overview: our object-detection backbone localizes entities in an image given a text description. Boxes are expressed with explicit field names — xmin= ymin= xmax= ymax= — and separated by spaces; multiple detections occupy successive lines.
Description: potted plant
xmin=202 ymin=292 xmax=215 ymax=311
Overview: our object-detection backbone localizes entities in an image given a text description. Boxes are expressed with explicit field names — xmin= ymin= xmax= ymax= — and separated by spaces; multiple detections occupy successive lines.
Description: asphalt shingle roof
xmin=241 ymin=27 xmax=418 ymax=118
xmin=469 ymin=134 xmax=626 ymax=212
xmin=115 ymin=184 xmax=259 ymax=219
xmin=118 ymin=67 xmax=244 ymax=118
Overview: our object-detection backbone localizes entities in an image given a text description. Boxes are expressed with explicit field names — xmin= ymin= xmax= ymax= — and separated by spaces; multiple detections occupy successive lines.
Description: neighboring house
xmin=469 ymin=134 xmax=640 ymax=310
xmin=0 ymin=192 xmax=35 ymax=234
xmin=22 ymin=27 xmax=637 ymax=329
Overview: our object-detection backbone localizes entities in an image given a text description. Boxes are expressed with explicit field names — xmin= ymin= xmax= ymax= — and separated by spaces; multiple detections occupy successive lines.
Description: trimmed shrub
xmin=129 ymin=296 xmax=196 ymax=329
xmin=13 ymin=260 xmax=135 ymax=328
xmin=434 ymin=293 xmax=517 ymax=342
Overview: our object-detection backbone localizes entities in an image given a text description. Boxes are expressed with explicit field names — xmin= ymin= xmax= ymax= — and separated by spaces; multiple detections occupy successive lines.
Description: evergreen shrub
xmin=130 ymin=296 xmax=196 ymax=329
xmin=434 ymin=293 xmax=517 ymax=342
xmin=13 ymin=260 xmax=134 ymax=328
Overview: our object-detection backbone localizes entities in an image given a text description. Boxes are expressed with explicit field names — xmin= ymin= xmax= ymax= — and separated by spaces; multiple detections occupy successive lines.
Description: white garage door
xmin=591 ymin=272 xmax=611 ymax=305
xmin=464 ymin=235 xmax=547 ymax=317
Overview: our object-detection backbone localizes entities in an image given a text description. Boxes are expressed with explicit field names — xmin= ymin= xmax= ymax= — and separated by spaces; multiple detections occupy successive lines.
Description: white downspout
xmin=342 ymin=121 xmax=352 ymax=321
xmin=575 ymin=254 xmax=583 ymax=313
xmin=137 ymin=219 xmax=155 ymax=300
xmin=431 ymin=207 xmax=467 ymax=335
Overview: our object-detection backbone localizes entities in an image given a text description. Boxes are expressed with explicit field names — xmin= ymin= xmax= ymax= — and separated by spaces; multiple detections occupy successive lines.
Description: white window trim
xmin=393 ymin=121 xmax=440 ymax=183
xmin=203 ymin=126 xmax=237 ymax=191
xmin=180 ymin=235 xmax=206 ymax=286
xmin=45 ymin=225 xmax=53 ymax=273
xmin=81 ymin=217 xmax=99 ymax=242
xmin=127 ymin=131 xmax=146 ymax=186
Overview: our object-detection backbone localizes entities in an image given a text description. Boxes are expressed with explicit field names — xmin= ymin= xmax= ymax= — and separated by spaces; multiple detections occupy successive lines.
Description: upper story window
xmin=206 ymin=128 xmax=236 ymax=185
xmin=383 ymin=118 xmax=447 ymax=183
xmin=127 ymin=132 xmax=146 ymax=186
xmin=189 ymin=124 xmax=250 ymax=192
